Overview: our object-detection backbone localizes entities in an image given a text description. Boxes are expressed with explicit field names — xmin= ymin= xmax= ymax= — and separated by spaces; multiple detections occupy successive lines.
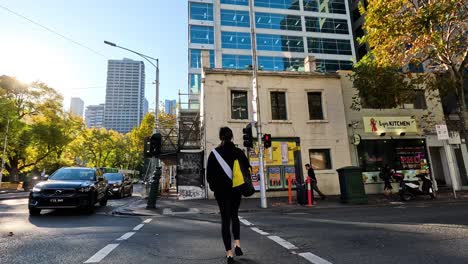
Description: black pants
xmin=312 ymin=181 xmax=326 ymax=198
xmin=216 ymin=193 xmax=242 ymax=251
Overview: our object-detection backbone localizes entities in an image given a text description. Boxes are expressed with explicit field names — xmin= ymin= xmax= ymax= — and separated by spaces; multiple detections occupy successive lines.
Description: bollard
xmin=307 ymin=176 xmax=313 ymax=207
xmin=288 ymin=176 xmax=292 ymax=205
xmin=146 ymin=166 xmax=162 ymax=209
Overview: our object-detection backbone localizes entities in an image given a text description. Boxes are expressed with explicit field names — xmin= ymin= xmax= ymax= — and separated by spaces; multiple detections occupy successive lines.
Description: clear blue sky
xmin=0 ymin=0 xmax=187 ymax=110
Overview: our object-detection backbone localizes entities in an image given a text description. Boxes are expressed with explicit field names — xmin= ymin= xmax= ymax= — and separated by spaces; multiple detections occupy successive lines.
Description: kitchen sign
xmin=363 ymin=117 xmax=417 ymax=134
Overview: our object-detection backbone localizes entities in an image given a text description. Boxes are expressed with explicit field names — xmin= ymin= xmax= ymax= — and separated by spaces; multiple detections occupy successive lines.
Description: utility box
xmin=336 ymin=166 xmax=368 ymax=204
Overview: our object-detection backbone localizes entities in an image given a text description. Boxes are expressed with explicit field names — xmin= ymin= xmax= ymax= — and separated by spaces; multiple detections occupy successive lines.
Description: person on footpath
xmin=206 ymin=127 xmax=250 ymax=264
xmin=305 ymin=164 xmax=326 ymax=200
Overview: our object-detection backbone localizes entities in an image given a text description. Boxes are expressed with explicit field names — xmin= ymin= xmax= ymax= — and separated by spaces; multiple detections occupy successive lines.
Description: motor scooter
xmin=395 ymin=172 xmax=436 ymax=201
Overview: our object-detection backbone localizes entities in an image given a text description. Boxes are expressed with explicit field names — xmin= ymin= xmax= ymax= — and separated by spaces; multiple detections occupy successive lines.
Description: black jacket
xmin=206 ymin=142 xmax=249 ymax=200
xmin=307 ymin=168 xmax=317 ymax=182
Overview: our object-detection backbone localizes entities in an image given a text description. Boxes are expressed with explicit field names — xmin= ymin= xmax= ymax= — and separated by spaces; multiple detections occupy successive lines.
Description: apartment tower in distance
xmin=69 ymin=97 xmax=84 ymax=117
xmin=104 ymin=58 xmax=145 ymax=134
xmin=85 ymin=104 xmax=105 ymax=128
xmin=188 ymin=0 xmax=356 ymax=104
xmin=165 ymin=99 xmax=177 ymax=115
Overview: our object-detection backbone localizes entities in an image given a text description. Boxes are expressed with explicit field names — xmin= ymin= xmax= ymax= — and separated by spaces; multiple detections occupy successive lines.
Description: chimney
xmin=304 ymin=55 xmax=317 ymax=72
xmin=201 ymin=50 xmax=211 ymax=69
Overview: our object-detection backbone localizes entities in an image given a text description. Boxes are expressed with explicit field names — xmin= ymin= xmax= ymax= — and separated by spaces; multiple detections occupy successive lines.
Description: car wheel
xmin=400 ymin=192 xmax=413 ymax=201
xmin=99 ymin=194 xmax=108 ymax=206
xmin=86 ymin=195 xmax=96 ymax=214
xmin=29 ymin=208 xmax=41 ymax=216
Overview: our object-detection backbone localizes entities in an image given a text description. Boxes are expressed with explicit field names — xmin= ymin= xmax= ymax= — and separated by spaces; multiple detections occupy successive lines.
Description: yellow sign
xmin=249 ymin=141 xmax=297 ymax=166
xmin=363 ymin=117 xmax=417 ymax=134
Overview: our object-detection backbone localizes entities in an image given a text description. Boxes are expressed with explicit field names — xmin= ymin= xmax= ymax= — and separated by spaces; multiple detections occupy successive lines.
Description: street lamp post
xmin=248 ymin=0 xmax=267 ymax=208
xmin=104 ymin=41 xmax=161 ymax=208
xmin=0 ymin=119 xmax=11 ymax=188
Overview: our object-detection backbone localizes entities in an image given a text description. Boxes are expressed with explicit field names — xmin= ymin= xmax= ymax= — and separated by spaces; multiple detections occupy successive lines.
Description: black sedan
xmin=28 ymin=167 xmax=109 ymax=215
xmin=104 ymin=173 xmax=133 ymax=198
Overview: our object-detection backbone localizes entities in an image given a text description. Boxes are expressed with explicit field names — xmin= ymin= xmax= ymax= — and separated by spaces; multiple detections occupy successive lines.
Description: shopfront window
xmin=309 ymin=149 xmax=332 ymax=170
xmin=358 ymin=139 xmax=427 ymax=172
xmin=255 ymin=12 xmax=302 ymax=31
xmin=221 ymin=9 xmax=250 ymax=27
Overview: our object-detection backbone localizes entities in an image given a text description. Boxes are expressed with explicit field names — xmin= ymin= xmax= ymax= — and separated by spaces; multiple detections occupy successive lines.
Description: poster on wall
xmin=284 ymin=166 xmax=297 ymax=189
xmin=250 ymin=166 xmax=261 ymax=191
xmin=267 ymin=166 xmax=282 ymax=189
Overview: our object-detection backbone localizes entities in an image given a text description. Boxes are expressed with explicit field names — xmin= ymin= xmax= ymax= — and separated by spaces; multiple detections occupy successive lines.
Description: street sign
xmin=436 ymin=124 xmax=450 ymax=140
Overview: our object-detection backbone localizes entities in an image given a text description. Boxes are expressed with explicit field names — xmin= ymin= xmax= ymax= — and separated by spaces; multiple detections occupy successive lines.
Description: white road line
xmin=299 ymin=252 xmax=333 ymax=264
xmin=133 ymin=224 xmax=144 ymax=231
xmin=251 ymin=227 xmax=269 ymax=235
xmin=116 ymin=232 xmax=136 ymax=241
xmin=267 ymin=236 xmax=298 ymax=250
xmin=84 ymin=244 xmax=119 ymax=263
xmin=143 ymin=218 xmax=152 ymax=223
xmin=239 ymin=219 xmax=253 ymax=226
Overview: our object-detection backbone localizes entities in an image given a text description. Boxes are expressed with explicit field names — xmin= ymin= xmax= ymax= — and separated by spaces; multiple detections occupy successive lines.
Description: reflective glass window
xmin=305 ymin=17 xmax=349 ymax=34
xmin=221 ymin=9 xmax=250 ymax=27
xmin=189 ymin=74 xmax=201 ymax=94
xmin=316 ymin=59 xmax=353 ymax=72
xmin=222 ymin=54 xmax=253 ymax=70
xmin=258 ymin=56 xmax=304 ymax=71
xmin=255 ymin=0 xmax=300 ymax=10
xmin=189 ymin=3 xmax=213 ymax=21
xmin=190 ymin=49 xmax=215 ymax=68
xmin=190 ymin=26 xmax=214 ymax=44
xmin=221 ymin=0 xmax=249 ymax=5
xmin=257 ymin=34 xmax=304 ymax=52
xmin=255 ymin=12 xmax=302 ymax=31
xmin=307 ymin=37 xmax=352 ymax=55
xmin=303 ymin=0 xmax=346 ymax=14
xmin=221 ymin=32 xmax=251 ymax=50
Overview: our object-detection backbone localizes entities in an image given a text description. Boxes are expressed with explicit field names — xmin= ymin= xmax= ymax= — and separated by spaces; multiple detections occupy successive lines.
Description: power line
xmin=0 ymin=4 xmax=108 ymax=59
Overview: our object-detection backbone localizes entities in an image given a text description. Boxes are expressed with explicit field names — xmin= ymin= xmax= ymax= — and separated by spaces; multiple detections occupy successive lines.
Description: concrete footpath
xmin=0 ymin=190 xmax=29 ymax=200
xmin=112 ymin=190 xmax=468 ymax=217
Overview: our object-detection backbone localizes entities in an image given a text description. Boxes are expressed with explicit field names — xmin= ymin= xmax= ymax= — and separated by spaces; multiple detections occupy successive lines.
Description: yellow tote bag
xmin=232 ymin=159 xmax=245 ymax=188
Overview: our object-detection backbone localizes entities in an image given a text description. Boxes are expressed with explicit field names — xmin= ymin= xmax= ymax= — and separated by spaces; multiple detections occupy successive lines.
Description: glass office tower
xmin=188 ymin=0 xmax=356 ymax=102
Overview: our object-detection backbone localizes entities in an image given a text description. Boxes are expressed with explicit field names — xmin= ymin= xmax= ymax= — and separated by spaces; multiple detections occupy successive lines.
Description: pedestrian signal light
xmin=242 ymin=123 xmax=253 ymax=148
xmin=263 ymin=134 xmax=272 ymax=149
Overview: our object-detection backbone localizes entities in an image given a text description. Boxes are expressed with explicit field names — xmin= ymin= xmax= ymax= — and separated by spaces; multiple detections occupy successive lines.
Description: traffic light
xmin=144 ymin=137 xmax=152 ymax=158
xmin=263 ymin=134 xmax=272 ymax=149
xmin=243 ymin=123 xmax=253 ymax=148
xmin=150 ymin=133 xmax=162 ymax=157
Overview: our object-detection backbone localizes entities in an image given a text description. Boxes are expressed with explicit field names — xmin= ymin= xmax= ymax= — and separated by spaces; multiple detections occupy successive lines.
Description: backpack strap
xmin=212 ymin=149 xmax=232 ymax=180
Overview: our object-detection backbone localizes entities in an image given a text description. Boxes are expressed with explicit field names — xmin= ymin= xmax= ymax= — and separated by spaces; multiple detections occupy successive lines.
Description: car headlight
xmin=32 ymin=187 xmax=42 ymax=193
xmin=78 ymin=186 xmax=91 ymax=193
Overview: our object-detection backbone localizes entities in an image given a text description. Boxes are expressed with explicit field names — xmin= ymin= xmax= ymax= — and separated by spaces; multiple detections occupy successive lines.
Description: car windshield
xmin=49 ymin=168 xmax=95 ymax=181
xmin=104 ymin=173 xmax=123 ymax=181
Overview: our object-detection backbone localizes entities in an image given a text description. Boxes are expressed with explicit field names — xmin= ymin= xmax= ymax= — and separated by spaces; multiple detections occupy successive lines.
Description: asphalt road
xmin=2 ymin=189 xmax=468 ymax=264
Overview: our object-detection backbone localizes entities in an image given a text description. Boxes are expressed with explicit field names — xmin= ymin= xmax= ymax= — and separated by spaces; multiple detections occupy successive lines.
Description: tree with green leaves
xmin=352 ymin=0 xmax=467 ymax=133
xmin=0 ymin=76 xmax=76 ymax=182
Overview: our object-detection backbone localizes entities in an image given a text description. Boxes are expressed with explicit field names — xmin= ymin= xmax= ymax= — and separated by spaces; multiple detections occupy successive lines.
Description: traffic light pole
xmin=249 ymin=0 xmax=267 ymax=209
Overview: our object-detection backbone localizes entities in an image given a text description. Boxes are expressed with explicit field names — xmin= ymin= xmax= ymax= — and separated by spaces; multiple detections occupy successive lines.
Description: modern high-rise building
xmin=165 ymin=99 xmax=177 ymax=115
xmin=144 ymin=98 xmax=149 ymax=116
xmin=104 ymin=58 xmax=145 ymax=134
xmin=70 ymin=97 xmax=84 ymax=117
xmin=85 ymin=104 xmax=105 ymax=128
xmin=188 ymin=0 xmax=356 ymax=102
